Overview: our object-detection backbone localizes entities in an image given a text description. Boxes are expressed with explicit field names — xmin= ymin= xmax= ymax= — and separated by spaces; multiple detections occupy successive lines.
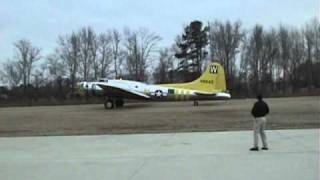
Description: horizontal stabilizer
xmin=194 ymin=91 xmax=217 ymax=96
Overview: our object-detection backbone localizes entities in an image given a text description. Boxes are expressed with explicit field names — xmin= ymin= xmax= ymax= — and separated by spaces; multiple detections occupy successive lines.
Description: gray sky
xmin=0 ymin=0 xmax=319 ymax=62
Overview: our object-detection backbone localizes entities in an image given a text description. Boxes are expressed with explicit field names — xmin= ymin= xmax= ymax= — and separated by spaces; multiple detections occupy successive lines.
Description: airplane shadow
xmin=90 ymin=103 xmax=152 ymax=111
xmin=196 ymin=101 xmax=228 ymax=107
xmin=120 ymin=103 xmax=152 ymax=109
xmin=88 ymin=100 xmax=229 ymax=111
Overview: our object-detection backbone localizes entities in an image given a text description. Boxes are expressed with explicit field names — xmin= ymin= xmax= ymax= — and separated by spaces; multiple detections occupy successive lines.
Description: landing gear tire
xmin=104 ymin=98 xmax=124 ymax=109
xmin=193 ymin=100 xmax=199 ymax=106
xmin=104 ymin=100 xmax=114 ymax=109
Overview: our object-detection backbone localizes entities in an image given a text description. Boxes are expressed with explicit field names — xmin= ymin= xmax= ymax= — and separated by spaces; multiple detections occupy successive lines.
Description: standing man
xmin=250 ymin=94 xmax=270 ymax=151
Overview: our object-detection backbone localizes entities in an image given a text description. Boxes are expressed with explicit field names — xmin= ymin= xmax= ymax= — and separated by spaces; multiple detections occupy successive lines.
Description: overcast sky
xmin=0 ymin=0 xmax=319 ymax=62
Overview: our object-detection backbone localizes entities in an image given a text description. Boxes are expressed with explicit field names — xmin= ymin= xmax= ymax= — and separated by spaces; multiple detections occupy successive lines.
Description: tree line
xmin=0 ymin=18 xmax=319 ymax=105
xmin=156 ymin=18 xmax=320 ymax=97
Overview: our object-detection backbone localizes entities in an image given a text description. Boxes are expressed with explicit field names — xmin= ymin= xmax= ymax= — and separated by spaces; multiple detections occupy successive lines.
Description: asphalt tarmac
xmin=0 ymin=129 xmax=318 ymax=180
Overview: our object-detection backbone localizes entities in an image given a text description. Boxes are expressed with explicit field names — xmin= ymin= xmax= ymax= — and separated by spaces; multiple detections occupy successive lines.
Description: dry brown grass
xmin=0 ymin=96 xmax=319 ymax=137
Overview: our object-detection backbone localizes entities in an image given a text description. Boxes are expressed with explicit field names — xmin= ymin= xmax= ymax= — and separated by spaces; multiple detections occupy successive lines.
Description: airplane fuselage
xmin=83 ymin=79 xmax=231 ymax=101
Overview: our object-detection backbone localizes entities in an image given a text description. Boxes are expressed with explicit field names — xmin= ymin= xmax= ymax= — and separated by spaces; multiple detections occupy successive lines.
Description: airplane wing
xmin=97 ymin=83 xmax=150 ymax=100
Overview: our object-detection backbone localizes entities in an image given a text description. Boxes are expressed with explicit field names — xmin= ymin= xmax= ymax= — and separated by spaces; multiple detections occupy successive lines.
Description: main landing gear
xmin=193 ymin=100 xmax=199 ymax=106
xmin=104 ymin=98 xmax=124 ymax=109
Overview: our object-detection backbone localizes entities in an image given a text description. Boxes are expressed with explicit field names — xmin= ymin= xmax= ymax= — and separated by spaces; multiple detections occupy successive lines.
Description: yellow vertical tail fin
xmin=161 ymin=62 xmax=227 ymax=92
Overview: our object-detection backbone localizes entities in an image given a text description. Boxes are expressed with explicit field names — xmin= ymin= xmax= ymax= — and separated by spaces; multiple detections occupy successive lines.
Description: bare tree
xmin=237 ymin=19 xmax=320 ymax=96
xmin=239 ymin=36 xmax=250 ymax=96
xmin=0 ymin=60 xmax=21 ymax=86
xmin=32 ymin=69 xmax=46 ymax=89
xmin=209 ymin=20 xmax=244 ymax=90
xmin=45 ymin=54 xmax=66 ymax=80
xmin=248 ymin=25 xmax=264 ymax=94
xmin=310 ymin=18 xmax=320 ymax=64
xmin=153 ymin=48 xmax=174 ymax=83
xmin=44 ymin=53 xmax=67 ymax=100
xmin=110 ymin=29 xmax=122 ymax=78
xmin=95 ymin=33 xmax=113 ymax=79
xmin=278 ymin=25 xmax=292 ymax=92
xmin=57 ymin=32 xmax=80 ymax=89
xmin=89 ymin=32 xmax=99 ymax=80
xmin=290 ymin=29 xmax=305 ymax=91
xmin=311 ymin=18 xmax=320 ymax=88
xmin=304 ymin=23 xmax=314 ymax=89
xmin=124 ymin=30 xmax=139 ymax=80
xmin=239 ymin=27 xmax=278 ymax=96
xmin=14 ymin=39 xmax=41 ymax=91
xmin=303 ymin=18 xmax=320 ymax=89
xmin=79 ymin=27 xmax=96 ymax=81
xmin=123 ymin=28 xmax=161 ymax=81
xmin=261 ymin=29 xmax=279 ymax=94
xmin=15 ymin=40 xmax=29 ymax=88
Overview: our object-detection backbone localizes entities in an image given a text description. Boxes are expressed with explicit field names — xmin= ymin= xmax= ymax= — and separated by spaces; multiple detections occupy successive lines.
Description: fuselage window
xmin=135 ymin=85 xmax=138 ymax=88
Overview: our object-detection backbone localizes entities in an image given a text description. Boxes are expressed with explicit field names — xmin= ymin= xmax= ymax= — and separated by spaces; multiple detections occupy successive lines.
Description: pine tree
xmin=175 ymin=21 xmax=209 ymax=81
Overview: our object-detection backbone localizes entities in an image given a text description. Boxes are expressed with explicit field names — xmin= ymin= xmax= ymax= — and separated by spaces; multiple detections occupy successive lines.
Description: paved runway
xmin=0 ymin=129 xmax=319 ymax=180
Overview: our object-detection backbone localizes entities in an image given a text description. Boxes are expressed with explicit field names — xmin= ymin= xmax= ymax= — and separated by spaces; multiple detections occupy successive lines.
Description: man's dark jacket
xmin=251 ymin=100 xmax=270 ymax=118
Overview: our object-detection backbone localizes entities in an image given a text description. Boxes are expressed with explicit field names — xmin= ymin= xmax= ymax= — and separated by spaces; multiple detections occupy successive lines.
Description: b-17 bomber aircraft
xmin=77 ymin=62 xmax=231 ymax=109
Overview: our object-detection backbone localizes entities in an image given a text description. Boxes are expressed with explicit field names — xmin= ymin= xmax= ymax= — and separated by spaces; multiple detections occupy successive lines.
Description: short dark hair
xmin=257 ymin=94 xmax=263 ymax=100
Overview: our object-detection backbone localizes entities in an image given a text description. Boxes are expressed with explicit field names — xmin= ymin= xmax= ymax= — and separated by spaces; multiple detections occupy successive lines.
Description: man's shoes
xmin=262 ymin=147 xmax=269 ymax=150
xmin=250 ymin=147 xmax=259 ymax=151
